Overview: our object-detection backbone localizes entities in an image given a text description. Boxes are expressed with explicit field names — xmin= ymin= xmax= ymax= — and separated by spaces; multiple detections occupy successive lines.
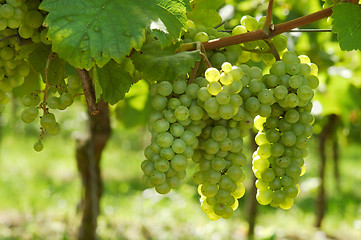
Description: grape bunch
xmin=190 ymin=63 xmax=252 ymax=220
xmin=20 ymin=74 xmax=82 ymax=151
xmin=252 ymin=51 xmax=319 ymax=209
xmin=0 ymin=0 xmax=49 ymax=43
xmin=0 ymin=28 xmax=30 ymax=111
xmin=141 ymin=79 xmax=205 ymax=194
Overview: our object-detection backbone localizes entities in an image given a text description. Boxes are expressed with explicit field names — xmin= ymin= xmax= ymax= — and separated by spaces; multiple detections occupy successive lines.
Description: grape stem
xmin=76 ymin=69 xmax=99 ymax=115
xmin=188 ymin=42 xmax=212 ymax=83
xmin=0 ymin=34 xmax=17 ymax=43
xmin=42 ymin=52 xmax=57 ymax=114
xmin=263 ymin=0 xmax=274 ymax=32
xmin=179 ymin=0 xmax=358 ymax=51
xmin=265 ymin=39 xmax=280 ymax=61
xmin=241 ymin=46 xmax=271 ymax=54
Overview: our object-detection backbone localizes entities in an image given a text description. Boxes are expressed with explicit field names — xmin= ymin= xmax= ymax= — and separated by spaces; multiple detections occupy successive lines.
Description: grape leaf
xmin=40 ymin=0 xmax=187 ymax=70
xmin=332 ymin=3 xmax=361 ymax=51
xmin=131 ymin=41 xmax=200 ymax=83
xmin=187 ymin=0 xmax=224 ymax=27
xmin=95 ymin=59 xmax=134 ymax=104
xmin=27 ymin=43 xmax=66 ymax=87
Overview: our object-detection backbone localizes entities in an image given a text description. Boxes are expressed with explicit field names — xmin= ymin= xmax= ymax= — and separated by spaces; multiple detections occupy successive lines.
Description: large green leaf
xmin=187 ymin=0 xmax=224 ymax=27
xmin=28 ymin=43 xmax=66 ymax=87
xmin=95 ymin=59 xmax=134 ymax=104
xmin=40 ymin=0 xmax=187 ymax=70
xmin=131 ymin=41 xmax=200 ymax=83
xmin=332 ymin=3 xmax=361 ymax=51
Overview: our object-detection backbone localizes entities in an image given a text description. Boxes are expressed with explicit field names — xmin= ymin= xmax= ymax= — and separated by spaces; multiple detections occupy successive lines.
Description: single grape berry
xmin=40 ymin=113 xmax=57 ymax=129
xmin=34 ymin=141 xmax=44 ymax=152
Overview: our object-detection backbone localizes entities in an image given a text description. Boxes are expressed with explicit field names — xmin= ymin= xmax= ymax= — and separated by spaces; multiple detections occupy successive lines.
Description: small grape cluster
xmin=21 ymin=74 xmax=82 ymax=151
xmin=0 ymin=28 xmax=30 ymax=111
xmin=0 ymin=0 xmax=49 ymax=43
xmin=141 ymin=79 xmax=204 ymax=194
xmin=252 ymin=51 xmax=319 ymax=209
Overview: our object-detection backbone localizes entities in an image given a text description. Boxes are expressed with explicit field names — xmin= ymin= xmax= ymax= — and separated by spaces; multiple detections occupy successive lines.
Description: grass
xmin=0 ymin=105 xmax=361 ymax=239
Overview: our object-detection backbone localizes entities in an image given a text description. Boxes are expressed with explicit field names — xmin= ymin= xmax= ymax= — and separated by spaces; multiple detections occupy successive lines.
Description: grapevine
xmin=0 ymin=0 xmax=358 ymax=231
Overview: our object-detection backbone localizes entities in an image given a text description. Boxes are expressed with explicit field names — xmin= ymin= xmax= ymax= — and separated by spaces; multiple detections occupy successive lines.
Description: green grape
xmin=158 ymin=81 xmax=173 ymax=96
xmin=0 ymin=46 xmax=14 ymax=60
xmin=270 ymin=61 xmax=286 ymax=76
xmin=186 ymin=83 xmax=200 ymax=99
xmin=33 ymin=140 xmax=43 ymax=152
xmin=204 ymin=97 xmax=219 ymax=114
xmin=25 ymin=10 xmax=44 ymax=28
xmin=21 ymin=106 xmax=39 ymax=123
xmin=282 ymin=51 xmax=300 ymax=64
xmin=272 ymin=34 xmax=288 ymax=51
xmin=218 ymin=104 xmax=234 ymax=120
xmin=18 ymin=24 xmax=34 ymax=38
xmin=67 ymin=75 xmax=81 ymax=89
xmin=172 ymin=80 xmax=187 ymax=94
xmin=210 ymin=52 xmax=227 ymax=70
xmin=174 ymin=105 xmax=189 ymax=121
xmin=205 ymin=67 xmax=220 ymax=82
xmin=153 ymin=118 xmax=170 ymax=133
xmin=256 ymin=189 xmax=273 ymax=205
xmin=40 ymin=113 xmax=56 ymax=129
xmin=241 ymin=15 xmax=258 ymax=32
xmin=245 ymin=96 xmax=260 ymax=113
xmin=151 ymin=95 xmax=167 ymax=111
xmin=47 ymin=96 xmax=60 ymax=109
xmin=0 ymin=4 xmax=14 ymax=19
xmin=172 ymin=139 xmax=186 ymax=154
xmin=232 ymin=25 xmax=247 ymax=35
xmin=47 ymin=122 xmax=61 ymax=135
xmin=157 ymin=132 xmax=174 ymax=148
xmin=194 ymin=32 xmax=209 ymax=42
xmin=181 ymin=130 xmax=196 ymax=145
xmin=150 ymin=170 xmax=166 ymax=185
xmin=60 ymin=92 xmax=74 ymax=108
xmin=171 ymin=154 xmax=188 ymax=172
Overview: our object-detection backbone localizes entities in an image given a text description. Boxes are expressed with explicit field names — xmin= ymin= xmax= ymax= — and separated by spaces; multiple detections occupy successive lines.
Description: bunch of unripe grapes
xmin=192 ymin=63 xmax=253 ymax=220
xmin=252 ymin=51 xmax=319 ymax=209
xmin=0 ymin=28 xmax=30 ymax=111
xmin=0 ymin=0 xmax=49 ymax=44
xmin=21 ymin=74 xmax=82 ymax=151
xmin=141 ymin=78 xmax=205 ymax=194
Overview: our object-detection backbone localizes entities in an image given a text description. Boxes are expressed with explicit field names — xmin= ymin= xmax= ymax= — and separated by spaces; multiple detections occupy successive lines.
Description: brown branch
xmin=76 ymin=69 xmax=99 ymax=116
xmin=185 ymin=1 xmax=358 ymax=51
xmin=270 ymin=6 xmax=333 ymax=37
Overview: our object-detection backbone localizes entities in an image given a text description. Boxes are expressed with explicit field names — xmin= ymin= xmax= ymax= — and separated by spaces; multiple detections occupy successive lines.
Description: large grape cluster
xmin=141 ymin=79 xmax=204 ymax=194
xmin=192 ymin=63 xmax=252 ymax=220
xmin=252 ymin=51 xmax=319 ymax=209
